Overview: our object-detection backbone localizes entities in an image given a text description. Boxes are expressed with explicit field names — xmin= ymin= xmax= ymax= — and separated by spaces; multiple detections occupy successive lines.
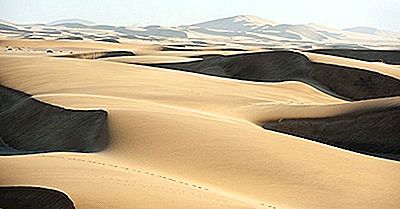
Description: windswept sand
xmin=1 ymin=40 xmax=400 ymax=209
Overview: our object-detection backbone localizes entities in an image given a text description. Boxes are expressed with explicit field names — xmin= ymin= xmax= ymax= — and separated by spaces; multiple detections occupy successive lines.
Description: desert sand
xmin=1 ymin=16 xmax=400 ymax=209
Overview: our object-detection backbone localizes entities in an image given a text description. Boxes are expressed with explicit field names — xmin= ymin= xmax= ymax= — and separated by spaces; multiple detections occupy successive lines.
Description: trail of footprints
xmin=40 ymin=155 xmax=276 ymax=208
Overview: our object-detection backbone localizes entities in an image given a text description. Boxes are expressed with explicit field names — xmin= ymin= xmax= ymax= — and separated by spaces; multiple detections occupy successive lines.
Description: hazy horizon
xmin=1 ymin=0 xmax=400 ymax=31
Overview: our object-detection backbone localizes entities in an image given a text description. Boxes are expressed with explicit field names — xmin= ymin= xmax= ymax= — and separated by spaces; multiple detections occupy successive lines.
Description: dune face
xmin=0 ymin=186 xmax=75 ymax=209
xmin=310 ymin=49 xmax=400 ymax=64
xmin=153 ymin=51 xmax=400 ymax=101
xmin=0 ymin=85 xmax=108 ymax=155
xmin=262 ymin=103 xmax=400 ymax=160
xmin=310 ymin=63 xmax=400 ymax=100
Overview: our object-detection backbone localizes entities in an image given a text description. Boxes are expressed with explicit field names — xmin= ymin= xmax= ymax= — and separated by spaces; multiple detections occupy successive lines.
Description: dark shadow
xmin=149 ymin=51 xmax=400 ymax=101
xmin=262 ymin=105 xmax=400 ymax=161
xmin=0 ymin=85 xmax=109 ymax=155
xmin=58 ymin=50 xmax=134 ymax=59
xmin=309 ymin=49 xmax=400 ymax=65
xmin=0 ymin=186 xmax=75 ymax=209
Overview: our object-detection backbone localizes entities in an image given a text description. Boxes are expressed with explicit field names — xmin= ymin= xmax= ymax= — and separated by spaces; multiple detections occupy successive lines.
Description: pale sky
xmin=0 ymin=0 xmax=399 ymax=31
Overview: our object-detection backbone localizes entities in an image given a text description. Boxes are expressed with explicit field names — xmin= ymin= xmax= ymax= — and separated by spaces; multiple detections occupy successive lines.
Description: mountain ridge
xmin=1 ymin=15 xmax=399 ymax=49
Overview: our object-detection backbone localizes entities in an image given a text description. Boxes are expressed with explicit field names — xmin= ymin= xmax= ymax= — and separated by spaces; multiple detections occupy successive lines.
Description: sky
xmin=0 ymin=0 xmax=399 ymax=31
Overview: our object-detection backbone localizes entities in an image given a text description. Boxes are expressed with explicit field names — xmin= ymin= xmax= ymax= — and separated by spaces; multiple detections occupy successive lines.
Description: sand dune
xmin=303 ymin=52 xmax=400 ymax=79
xmin=262 ymin=97 xmax=400 ymax=160
xmin=0 ymin=39 xmax=160 ymax=55
xmin=152 ymin=51 xmax=400 ymax=101
xmin=309 ymin=49 xmax=400 ymax=64
xmin=1 ymin=37 xmax=400 ymax=209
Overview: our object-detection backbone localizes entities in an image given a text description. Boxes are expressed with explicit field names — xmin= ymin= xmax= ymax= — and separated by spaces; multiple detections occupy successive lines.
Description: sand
xmin=0 ymin=39 xmax=399 ymax=209
xmin=153 ymin=51 xmax=400 ymax=100
xmin=262 ymin=97 xmax=400 ymax=160
xmin=309 ymin=49 xmax=400 ymax=65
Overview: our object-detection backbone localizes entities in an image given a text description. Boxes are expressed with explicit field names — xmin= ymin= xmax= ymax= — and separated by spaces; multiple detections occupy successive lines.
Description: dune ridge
xmin=262 ymin=99 xmax=400 ymax=160
xmin=152 ymin=51 xmax=400 ymax=101
xmin=309 ymin=49 xmax=400 ymax=64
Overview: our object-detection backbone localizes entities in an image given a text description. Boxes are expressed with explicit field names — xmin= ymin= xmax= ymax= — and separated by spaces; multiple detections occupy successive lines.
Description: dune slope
xmin=0 ymin=186 xmax=76 ymax=209
xmin=262 ymin=99 xmax=400 ymax=160
xmin=309 ymin=49 xmax=400 ymax=64
xmin=0 ymin=85 xmax=108 ymax=155
xmin=152 ymin=51 xmax=400 ymax=101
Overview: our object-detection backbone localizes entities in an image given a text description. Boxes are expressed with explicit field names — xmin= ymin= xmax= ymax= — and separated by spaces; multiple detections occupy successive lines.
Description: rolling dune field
xmin=1 ymin=16 xmax=400 ymax=209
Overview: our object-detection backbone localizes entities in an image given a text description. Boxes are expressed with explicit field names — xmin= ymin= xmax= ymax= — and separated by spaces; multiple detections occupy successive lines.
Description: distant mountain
xmin=0 ymin=19 xmax=26 ymax=32
xmin=0 ymin=21 xmax=19 ymax=31
xmin=344 ymin=26 xmax=379 ymax=35
xmin=48 ymin=19 xmax=95 ymax=26
xmin=1 ymin=15 xmax=399 ymax=49
xmin=116 ymin=25 xmax=188 ymax=39
xmin=190 ymin=15 xmax=276 ymax=31
xmin=186 ymin=16 xmax=400 ymax=43
xmin=344 ymin=26 xmax=400 ymax=39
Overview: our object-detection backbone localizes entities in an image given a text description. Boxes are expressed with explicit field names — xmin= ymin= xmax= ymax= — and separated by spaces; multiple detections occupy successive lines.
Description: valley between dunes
xmin=0 ymin=39 xmax=400 ymax=209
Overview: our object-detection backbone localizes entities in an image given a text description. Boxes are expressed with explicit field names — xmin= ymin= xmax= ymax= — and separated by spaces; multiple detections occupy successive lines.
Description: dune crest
xmin=152 ymin=51 xmax=400 ymax=101
xmin=262 ymin=98 xmax=400 ymax=160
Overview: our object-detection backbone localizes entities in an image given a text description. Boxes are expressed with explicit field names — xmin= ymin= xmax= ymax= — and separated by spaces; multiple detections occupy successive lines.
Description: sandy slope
xmin=0 ymin=39 xmax=159 ymax=55
xmin=0 ymin=85 xmax=108 ymax=155
xmin=262 ymin=96 xmax=400 ymax=160
xmin=152 ymin=51 xmax=400 ymax=101
xmin=0 ymin=186 xmax=75 ymax=209
xmin=303 ymin=52 xmax=400 ymax=79
xmin=1 ymin=42 xmax=400 ymax=209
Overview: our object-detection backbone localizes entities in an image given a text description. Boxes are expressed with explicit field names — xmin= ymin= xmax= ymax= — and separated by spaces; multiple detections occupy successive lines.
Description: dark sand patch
xmin=56 ymin=36 xmax=84 ymax=41
xmin=151 ymin=51 xmax=400 ymax=101
xmin=0 ymin=85 xmax=108 ymax=155
xmin=161 ymin=46 xmax=247 ymax=52
xmin=58 ymin=50 xmax=135 ymax=59
xmin=96 ymin=38 xmax=120 ymax=43
xmin=262 ymin=104 xmax=400 ymax=161
xmin=309 ymin=49 xmax=400 ymax=65
xmin=0 ymin=186 xmax=75 ymax=209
